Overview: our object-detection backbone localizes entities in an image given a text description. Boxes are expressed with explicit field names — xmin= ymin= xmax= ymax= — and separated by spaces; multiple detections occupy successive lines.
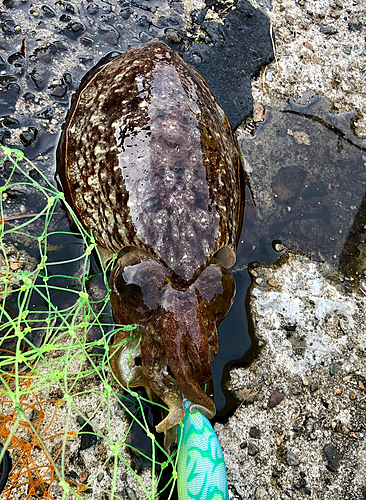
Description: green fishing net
xmin=0 ymin=146 xmax=178 ymax=500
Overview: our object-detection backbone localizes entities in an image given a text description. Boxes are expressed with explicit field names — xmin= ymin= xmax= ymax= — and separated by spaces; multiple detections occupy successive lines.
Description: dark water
xmin=212 ymin=210 xmax=281 ymax=417
xmin=211 ymin=94 xmax=366 ymax=417
xmin=239 ymin=95 xmax=366 ymax=284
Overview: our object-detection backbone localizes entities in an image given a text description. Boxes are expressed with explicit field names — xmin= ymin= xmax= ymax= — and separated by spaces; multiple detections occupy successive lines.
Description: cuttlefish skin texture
xmin=57 ymin=41 xmax=243 ymax=432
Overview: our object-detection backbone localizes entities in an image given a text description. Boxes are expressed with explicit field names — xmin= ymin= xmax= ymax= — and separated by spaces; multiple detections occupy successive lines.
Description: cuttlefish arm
xmin=108 ymin=248 xmax=235 ymax=432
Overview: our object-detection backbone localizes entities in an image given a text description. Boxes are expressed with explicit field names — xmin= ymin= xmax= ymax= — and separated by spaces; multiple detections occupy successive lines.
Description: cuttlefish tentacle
xmin=161 ymin=312 xmax=216 ymax=420
xmin=140 ymin=324 xmax=185 ymax=433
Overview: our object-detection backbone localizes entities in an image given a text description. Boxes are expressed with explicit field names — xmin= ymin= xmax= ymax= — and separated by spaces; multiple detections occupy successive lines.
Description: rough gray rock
xmin=218 ymin=252 xmax=366 ymax=499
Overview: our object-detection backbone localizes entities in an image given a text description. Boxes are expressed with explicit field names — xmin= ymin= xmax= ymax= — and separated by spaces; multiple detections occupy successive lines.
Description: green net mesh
xmin=0 ymin=146 xmax=178 ymax=500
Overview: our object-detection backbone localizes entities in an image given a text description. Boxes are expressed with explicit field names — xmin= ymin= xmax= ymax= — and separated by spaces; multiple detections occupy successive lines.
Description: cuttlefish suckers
xmin=57 ymin=40 xmax=244 ymax=433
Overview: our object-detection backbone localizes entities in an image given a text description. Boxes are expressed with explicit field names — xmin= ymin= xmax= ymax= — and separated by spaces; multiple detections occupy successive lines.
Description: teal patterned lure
xmin=177 ymin=400 xmax=229 ymax=500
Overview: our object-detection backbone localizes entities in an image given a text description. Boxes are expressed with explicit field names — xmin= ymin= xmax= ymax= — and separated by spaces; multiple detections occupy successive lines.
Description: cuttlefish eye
xmin=111 ymin=248 xmax=168 ymax=322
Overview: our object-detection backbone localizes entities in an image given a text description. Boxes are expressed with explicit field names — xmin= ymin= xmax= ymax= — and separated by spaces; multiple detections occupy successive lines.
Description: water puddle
xmin=238 ymin=94 xmax=366 ymax=280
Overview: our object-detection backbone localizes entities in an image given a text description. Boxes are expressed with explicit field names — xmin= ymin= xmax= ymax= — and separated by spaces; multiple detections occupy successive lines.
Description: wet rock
xmin=120 ymin=8 xmax=131 ymax=20
xmin=0 ymin=82 xmax=20 ymax=114
xmin=60 ymin=14 xmax=71 ymax=22
xmin=20 ymin=127 xmax=38 ymax=147
xmin=268 ymin=391 xmax=285 ymax=408
xmin=164 ymin=28 xmax=182 ymax=44
xmin=62 ymin=72 xmax=73 ymax=85
xmin=23 ymin=92 xmax=36 ymax=102
xmin=41 ymin=4 xmax=56 ymax=17
xmin=285 ymin=451 xmax=300 ymax=466
xmin=240 ymin=441 xmax=247 ymax=449
xmin=138 ymin=14 xmax=150 ymax=28
xmin=6 ymin=188 xmax=25 ymax=199
xmin=1 ymin=115 xmax=19 ymax=127
xmin=249 ymin=426 xmax=261 ymax=439
xmin=50 ymin=84 xmax=67 ymax=97
xmin=343 ymin=45 xmax=352 ymax=55
xmin=80 ymin=36 xmax=93 ymax=46
xmin=0 ymin=129 xmax=11 ymax=144
xmin=34 ymin=106 xmax=53 ymax=119
xmin=0 ymin=75 xmax=16 ymax=86
xmin=323 ymin=444 xmax=341 ymax=472
xmin=78 ymin=55 xmax=94 ymax=65
xmin=28 ymin=168 xmax=40 ymax=180
xmin=49 ymin=40 xmax=68 ymax=54
xmin=283 ymin=324 xmax=297 ymax=332
xmin=77 ymin=416 xmax=98 ymax=450
xmin=183 ymin=0 xmax=273 ymax=128
xmin=100 ymin=27 xmax=119 ymax=46
xmin=62 ymin=1 xmax=76 ymax=14
xmin=8 ymin=52 xmax=25 ymax=76
xmin=1 ymin=18 xmax=17 ymax=35
xmin=63 ymin=21 xmax=85 ymax=38
xmin=35 ymin=46 xmax=52 ymax=64
xmin=86 ymin=2 xmax=99 ymax=15
xmin=30 ymin=66 xmax=50 ymax=89
xmin=248 ymin=443 xmax=259 ymax=456
xmin=69 ymin=470 xmax=78 ymax=479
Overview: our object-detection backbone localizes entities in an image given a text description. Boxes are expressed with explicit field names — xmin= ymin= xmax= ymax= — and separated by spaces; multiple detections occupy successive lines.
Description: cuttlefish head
xmin=109 ymin=248 xmax=235 ymax=433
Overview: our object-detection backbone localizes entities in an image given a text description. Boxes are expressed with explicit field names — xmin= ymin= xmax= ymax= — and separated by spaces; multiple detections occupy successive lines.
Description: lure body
xmin=177 ymin=400 xmax=229 ymax=500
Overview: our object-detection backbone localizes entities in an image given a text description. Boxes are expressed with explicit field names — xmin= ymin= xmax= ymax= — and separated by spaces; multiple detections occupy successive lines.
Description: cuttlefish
xmin=57 ymin=40 xmax=244 ymax=433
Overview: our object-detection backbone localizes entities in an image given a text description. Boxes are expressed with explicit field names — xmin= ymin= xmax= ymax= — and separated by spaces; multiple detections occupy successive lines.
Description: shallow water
xmin=239 ymin=95 xmax=366 ymax=278
xmin=213 ymin=94 xmax=366 ymax=416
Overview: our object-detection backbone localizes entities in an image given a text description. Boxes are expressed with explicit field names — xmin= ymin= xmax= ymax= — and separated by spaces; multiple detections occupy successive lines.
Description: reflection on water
xmin=239 ymin=95 xmax=366 ymax=282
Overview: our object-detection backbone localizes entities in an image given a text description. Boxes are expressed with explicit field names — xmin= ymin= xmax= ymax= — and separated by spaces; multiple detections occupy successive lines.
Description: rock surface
xmin=219 ymin=252 xmax=366 ymax=499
